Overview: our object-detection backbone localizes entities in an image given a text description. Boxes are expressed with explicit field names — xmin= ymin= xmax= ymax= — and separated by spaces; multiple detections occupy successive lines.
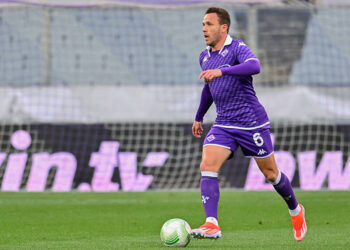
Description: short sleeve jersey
xmin=199 ymin=35 xmax=269 ymax=129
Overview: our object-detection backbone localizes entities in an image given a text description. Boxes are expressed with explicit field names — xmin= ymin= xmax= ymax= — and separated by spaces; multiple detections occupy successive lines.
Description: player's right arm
xmin=192 ymin=83 xmax=213 ymax=138
xmin=192 ymin=121 xmax=203 ymax=138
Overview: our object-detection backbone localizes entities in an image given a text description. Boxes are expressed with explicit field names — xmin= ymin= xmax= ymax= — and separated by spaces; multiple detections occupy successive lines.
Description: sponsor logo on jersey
xmin=207 ymin=134 xmax=215 ymax=142
xmin=257 ymin=149 xmax=267 ymax=155
xmin=203 ymin=56 xmax=208 ymax=63
xmin=221 ymin=49 xmax=229 ymax=57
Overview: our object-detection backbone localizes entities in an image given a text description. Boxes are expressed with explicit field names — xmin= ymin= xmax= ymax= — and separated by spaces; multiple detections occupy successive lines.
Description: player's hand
xmin=199 ymin=69 xmax=222 ymax=82
xmin=192 ymin=121 xmax=203 ymax=138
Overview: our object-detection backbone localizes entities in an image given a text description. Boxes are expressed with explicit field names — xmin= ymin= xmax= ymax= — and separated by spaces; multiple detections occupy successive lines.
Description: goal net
xmin=0 ymin=0 xmax=349 ymax=191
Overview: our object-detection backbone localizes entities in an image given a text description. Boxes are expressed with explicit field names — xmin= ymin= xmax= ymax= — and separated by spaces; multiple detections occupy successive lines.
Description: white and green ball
xmin=160 ymin=218 xmax=191 ymax=247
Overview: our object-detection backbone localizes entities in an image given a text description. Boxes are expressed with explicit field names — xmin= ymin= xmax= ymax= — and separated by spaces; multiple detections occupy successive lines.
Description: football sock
xmin=289 ymin=204 xmax=301 ymax=216
xmin=271 ymin=171 xmax=299 ymax=211
xmin=206 ymin=217 xmax=219 ymax=226
xmin=201 ymin=172 xmax=220 ymax=221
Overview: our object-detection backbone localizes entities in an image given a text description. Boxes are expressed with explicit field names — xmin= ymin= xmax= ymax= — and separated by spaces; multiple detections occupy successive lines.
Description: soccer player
xmin=191 ymin=7 xmax=307 ymax=241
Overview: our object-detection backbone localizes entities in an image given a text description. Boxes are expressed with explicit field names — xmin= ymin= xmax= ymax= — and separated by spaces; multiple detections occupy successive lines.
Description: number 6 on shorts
xmin=253 ymin=132 xmax=264 ymax=146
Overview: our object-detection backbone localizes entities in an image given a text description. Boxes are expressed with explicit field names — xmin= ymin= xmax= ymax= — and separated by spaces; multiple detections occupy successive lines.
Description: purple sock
xmin=272 ymin=172 xmax=298 ymax=210
xmin=201 ymin=175 xmax=220 ymax=219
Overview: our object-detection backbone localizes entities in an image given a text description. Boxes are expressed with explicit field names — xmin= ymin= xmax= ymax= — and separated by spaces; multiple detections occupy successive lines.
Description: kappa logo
xmin=202 ymin=195 xmax=210 ymax=204
xmin=257 ymin=149 xmax=267 ymax=155
xmin=207 ymin=134 xmax=215 ymax=142
xmin=221 ymin=49 xmax=229 ymax=57
xmin=284 ymin=195 xmax=292 ymax=201
xmin=238 ymin=41 xmax=247 ymax=47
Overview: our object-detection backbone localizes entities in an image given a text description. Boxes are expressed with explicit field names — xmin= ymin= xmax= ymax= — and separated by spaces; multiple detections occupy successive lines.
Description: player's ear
xmin=221 ymin=24 xmax=228 ymax=33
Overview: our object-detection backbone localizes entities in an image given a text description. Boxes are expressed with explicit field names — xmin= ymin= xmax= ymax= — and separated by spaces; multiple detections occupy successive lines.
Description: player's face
xmin=202 ymin=13 xmax=225 ymax=49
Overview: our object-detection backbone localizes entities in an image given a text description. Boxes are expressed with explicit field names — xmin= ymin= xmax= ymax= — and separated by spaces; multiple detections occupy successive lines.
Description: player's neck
xmin=211 ymin=33 xmax=228 ymax=52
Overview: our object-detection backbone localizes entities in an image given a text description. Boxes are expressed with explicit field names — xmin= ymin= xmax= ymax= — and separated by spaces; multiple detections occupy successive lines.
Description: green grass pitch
xmin=0 ymin=191 xmax=349 ymax=249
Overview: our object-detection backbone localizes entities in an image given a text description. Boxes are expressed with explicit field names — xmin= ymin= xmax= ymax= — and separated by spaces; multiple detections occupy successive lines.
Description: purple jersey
xmin=199 ymin=35 xmax=269 ymax=129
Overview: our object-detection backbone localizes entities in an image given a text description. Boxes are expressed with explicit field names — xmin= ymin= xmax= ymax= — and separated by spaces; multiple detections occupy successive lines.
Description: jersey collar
xmin=206 ymin=34 xmax=233 ymax=57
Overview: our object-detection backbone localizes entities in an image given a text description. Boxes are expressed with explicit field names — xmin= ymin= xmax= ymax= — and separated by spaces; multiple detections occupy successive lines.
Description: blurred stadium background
xmin=0 ymin=0 xmax=349 ymax=192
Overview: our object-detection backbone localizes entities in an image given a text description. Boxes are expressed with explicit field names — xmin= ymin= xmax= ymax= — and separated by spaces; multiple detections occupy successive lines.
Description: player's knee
xmin=262 ymin=169 xmax=278 ymax=182
xmin=200 ymin=160 xmax=218 ymax=172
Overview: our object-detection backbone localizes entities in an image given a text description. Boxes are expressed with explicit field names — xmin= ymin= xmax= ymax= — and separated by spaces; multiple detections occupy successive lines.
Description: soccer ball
xmin=160 ymin=218 xmax=191 ymax=247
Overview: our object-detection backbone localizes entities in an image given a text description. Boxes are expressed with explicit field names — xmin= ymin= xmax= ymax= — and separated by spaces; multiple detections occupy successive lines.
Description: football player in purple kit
xmin=191 ymin=7 xmax=307 ymax=241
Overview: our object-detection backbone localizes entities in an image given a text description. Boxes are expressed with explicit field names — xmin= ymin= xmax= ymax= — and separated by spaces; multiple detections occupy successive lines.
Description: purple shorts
xmin=203 ymin=125 xmax=274 ymax=158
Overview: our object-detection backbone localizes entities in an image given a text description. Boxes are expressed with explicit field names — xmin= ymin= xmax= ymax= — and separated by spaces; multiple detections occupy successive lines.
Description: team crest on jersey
xmin=207 ymin=134 xmax=215 ymax=142
xmin=221 ymin=49 xmax=229 ymax=57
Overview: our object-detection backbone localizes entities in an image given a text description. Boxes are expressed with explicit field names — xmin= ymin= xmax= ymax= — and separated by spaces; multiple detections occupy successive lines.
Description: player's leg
xmin=255 ymin=153 xmax=307 ymax=241
xmin=236 ymin=126 xmax=307 ymax=241
xmin=254 ymin=154 xmax=298 ymax=210
xmin=200 ymin=145 xmax=231 ymax=223
xmin=191 ymin=145 xmax=231 ymax=239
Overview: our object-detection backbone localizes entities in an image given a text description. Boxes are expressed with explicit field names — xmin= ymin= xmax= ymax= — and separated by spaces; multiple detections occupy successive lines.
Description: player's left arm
xmin=221 ymin=41 xmax=261 ymax=76
xmin=199 ymin=42 xmax=260 ymax=82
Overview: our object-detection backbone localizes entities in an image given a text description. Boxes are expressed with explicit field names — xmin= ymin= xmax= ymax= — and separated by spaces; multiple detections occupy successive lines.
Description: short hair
xmin=205 ymin=7 xmax=230 ymax=33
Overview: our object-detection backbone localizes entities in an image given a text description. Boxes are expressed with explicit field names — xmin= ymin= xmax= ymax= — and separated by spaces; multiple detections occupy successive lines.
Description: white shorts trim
xmin=203 ymin=144 xmax=231 ymax=150
xmin=246 ymin=151 xmax=274 ymax=159
xmin=213 ymin=121 xmax=270 ymax=130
